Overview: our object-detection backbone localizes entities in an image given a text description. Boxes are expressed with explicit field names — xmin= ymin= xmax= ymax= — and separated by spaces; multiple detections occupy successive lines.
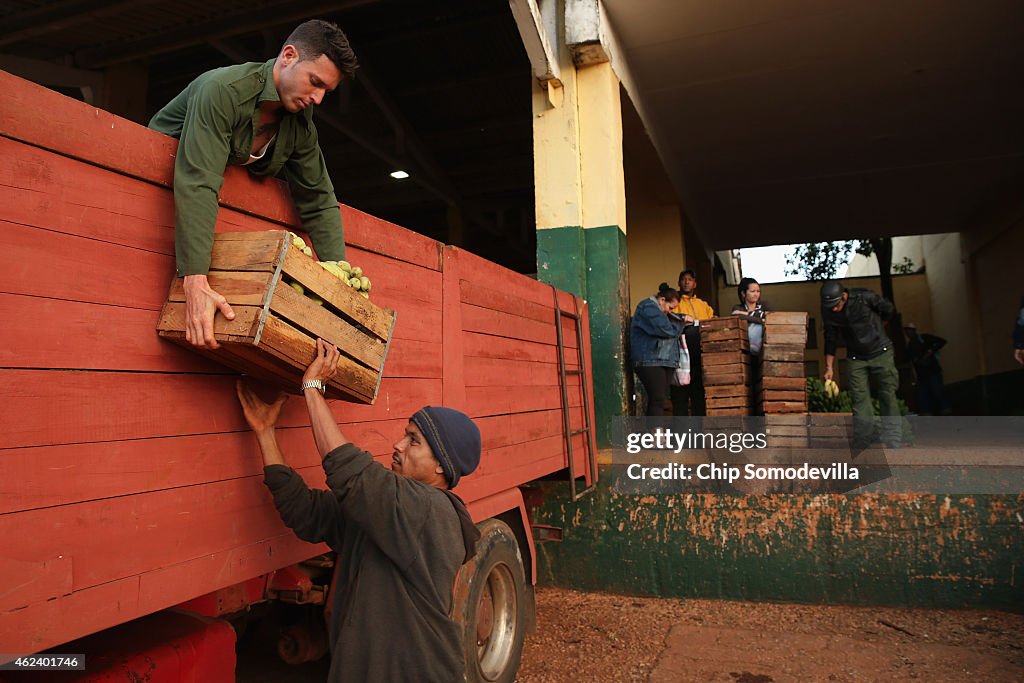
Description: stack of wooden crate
xmin=700 ymin=317 xmax=751 ymax=416
xmin=760 ymin=311 xmax=809 ymax=446
xmin=760 ymin=311 xmax=808 ymax=414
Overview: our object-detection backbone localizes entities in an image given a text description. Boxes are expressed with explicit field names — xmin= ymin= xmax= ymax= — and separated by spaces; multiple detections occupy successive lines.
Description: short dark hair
xmin=678 ymin=269 xmax=697 ymax=282
xmin=283 ymin=20 xmax=359 ymax=77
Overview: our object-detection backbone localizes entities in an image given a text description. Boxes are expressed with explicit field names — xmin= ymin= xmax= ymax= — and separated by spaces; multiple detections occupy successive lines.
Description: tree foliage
xmin=784 ymin=241 xmax=857 ymax=280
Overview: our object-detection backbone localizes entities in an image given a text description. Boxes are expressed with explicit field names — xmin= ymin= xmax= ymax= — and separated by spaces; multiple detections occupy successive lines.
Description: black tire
xmin=457 ymin=519 xmax=529 ymax=683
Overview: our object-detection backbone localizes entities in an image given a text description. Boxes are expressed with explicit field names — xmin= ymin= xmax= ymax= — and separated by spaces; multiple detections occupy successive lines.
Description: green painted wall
xmin=528 ymin=466 xmax=1023 ymax=610
xmin=538 ymin=226 xmax=629 ymax=446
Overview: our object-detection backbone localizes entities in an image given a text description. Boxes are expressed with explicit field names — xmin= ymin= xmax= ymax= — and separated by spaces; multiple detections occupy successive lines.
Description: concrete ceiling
xmin=604 ymin=0 xmax=1024 ymax=250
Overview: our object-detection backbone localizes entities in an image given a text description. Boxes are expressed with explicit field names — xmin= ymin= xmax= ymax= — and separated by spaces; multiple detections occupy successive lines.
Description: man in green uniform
xmin=149 ymin=20 xmax=357 ymax=349
xmin=821 ymin=280 xmax=902 ymax=448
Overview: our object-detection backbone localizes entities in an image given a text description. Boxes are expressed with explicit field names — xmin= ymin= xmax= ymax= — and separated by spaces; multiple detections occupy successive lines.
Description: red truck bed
xmin=0 ymin=71 xmax=595 ymax=655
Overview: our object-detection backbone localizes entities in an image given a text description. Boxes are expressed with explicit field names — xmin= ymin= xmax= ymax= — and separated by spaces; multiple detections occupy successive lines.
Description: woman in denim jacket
xmin=631 ymin=283 xmax=688 ymax=416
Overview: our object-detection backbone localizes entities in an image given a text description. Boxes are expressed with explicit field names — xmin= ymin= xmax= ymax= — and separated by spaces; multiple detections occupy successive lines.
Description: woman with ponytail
xmin=630 ymin=283 xmax=687 ymax=416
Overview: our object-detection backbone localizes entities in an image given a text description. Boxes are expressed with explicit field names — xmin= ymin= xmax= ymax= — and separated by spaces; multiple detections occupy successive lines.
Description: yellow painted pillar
xmin=533 ymin=56 xmax=629 ymax=445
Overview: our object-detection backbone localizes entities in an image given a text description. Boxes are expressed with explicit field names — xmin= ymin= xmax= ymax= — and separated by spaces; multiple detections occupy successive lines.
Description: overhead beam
xmin=75 ymin=0 xmax=381 ymax=69
xmin=508 ymin=0 xmax=561 ymax=85
xmin=0 ymin=54 xmax=104 ymax=103
xmin=0 ymin=0 xmax=143 ymax=48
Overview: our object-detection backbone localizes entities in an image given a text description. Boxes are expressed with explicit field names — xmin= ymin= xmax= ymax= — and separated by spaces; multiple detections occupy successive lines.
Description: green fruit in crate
xmin=349 ymin=277 xmax=362 ymax=289
xmin=308 ymin=294 xmax=324 ymax=306
xmin=338 ymin=260 xmax=351 ymax=272
xmin=360 ymin=291 xmax=369 ymax=299
xmin=359 ymin=276 xmax=370 ymax=291
xmin=289 ymin=282 xmax=305 ymax=295
xmin=302 ymin=246 xmax=313 ymax=257
xmin=290 ymin=234 xmax=307 ymax=250
xmin=351 ymin=266 xmax=363 ymax=278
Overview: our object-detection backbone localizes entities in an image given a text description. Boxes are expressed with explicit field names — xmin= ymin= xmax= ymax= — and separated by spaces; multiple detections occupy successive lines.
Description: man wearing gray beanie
xmin=236 ymin=339 xmax=482 ymax=682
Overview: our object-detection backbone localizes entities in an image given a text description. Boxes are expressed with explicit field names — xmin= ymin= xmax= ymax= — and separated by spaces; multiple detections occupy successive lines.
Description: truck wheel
xmin=458 ymin=519 xmax=528 ymax=683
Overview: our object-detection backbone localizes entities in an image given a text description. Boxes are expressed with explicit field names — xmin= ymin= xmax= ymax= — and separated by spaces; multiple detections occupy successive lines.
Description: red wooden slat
xmin=458 ymin=278 xmax=554 ymax=323
xmin=0 ymin=293 xmax=224 ymax=373
xmin=0 ymin=533 xmax=319 ymax=656
xmin=450 ymin=246 xmax=555 ymax=308
xmin=0 ymin=420 xmax=417 ymax=516
xmin=464 ymin=356 xmax=565 ymax=387
xmin=0 ymin=370 xmax=441 ymax=449
xmin=464 ymin=384 xmax=583 ymax=418
xmin=461 ymin=302 xmax=578 ymax=347
xmin=462 ymin=331 xmax=579 ymax=367
xmin=0 ymin=72 xmax=441 ymax=270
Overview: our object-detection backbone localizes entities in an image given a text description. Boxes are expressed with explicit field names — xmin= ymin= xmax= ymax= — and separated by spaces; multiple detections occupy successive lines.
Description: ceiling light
xmin=390 ymin=170 xmax=409 ymax=179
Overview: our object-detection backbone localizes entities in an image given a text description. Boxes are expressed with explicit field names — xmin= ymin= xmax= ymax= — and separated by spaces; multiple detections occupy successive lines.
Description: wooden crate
xmin=157 ymin=230 xmax=396 ymax=403
xmin=700 ymin=317 xmax=752 ymax=414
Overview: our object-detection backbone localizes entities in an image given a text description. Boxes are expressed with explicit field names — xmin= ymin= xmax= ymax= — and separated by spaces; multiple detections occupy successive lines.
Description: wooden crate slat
xmin=762 ymin=347 xmax=805 ymax=362
xmin=760 ymin=389 xmax=807 ymax=402
xmin=156 ymin=302 xmax=263 ymax=344
xmin=762 ymin=361 xmax=806 ymax=378
xmin=706 ymin=395 xmax=750 ymax=409
xmin=270 ymin=283 xmax=386 ymax=369
xmin=763 ymin=401 xmax=809 ymax=413
xmin=259 ymin=317 xmax=377 ymax=402
xmin=761 ymin=376 xmax=807 ymax=390
xmin=707 ymin=407 xmax=747 ymax=416
xmin=700 ymin=317 xmax=747 ymax=332
xmin=281 ymin=246 xmax=394 ymax=341
xmin=702 ymin=338 xmax=750 ymax=353
xmin=703 ymin=351 xmax=750 ymax=367
xmin=701 ymin=327 xmax=746 ymax=342
xmin=167 ymin=271 xmax=276 ymax=306
xmin=763 ymin=333 xmax=806 ymax=346
xmin=705 ymin=384 xmax=750 ymax=398
xmin=209 ymin=233 xmax=287 ymax=272
xmin=764 ymin=324 xmax=808 ymax=337
xmin=764 ymin=415 xmax=810 ymax=425
xmin=764 ymin=312 xmax=808 ymax=326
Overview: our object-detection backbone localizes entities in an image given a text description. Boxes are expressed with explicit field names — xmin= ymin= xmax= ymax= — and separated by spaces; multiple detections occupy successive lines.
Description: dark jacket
xmin=264 ymin=443 xmax=479 ymax=683
xmin=906 ymin=332 xmax=946 ymax=374
xmin=822 ymin=288 xmax=895 ymax=360
xmin=631 ymin=297 xmax=684 ymax=367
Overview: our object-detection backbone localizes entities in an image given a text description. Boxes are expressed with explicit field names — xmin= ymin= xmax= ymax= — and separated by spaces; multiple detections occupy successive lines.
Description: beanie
xmin=410 ymin=406 xmax=481 ymax=489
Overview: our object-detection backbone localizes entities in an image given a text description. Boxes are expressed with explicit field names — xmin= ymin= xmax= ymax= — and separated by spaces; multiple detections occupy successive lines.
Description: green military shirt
xmin=149 ymin=58 xmax=345 ymax=276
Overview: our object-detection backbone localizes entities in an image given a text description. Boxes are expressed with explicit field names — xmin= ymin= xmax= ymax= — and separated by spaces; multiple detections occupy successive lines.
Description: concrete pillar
xmin=533 ymin=59 xmax=628 ymax=446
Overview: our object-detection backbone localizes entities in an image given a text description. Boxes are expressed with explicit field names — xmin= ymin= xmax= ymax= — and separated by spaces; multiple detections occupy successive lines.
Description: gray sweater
xmin=264 ymin=443 xmax=477 ymax=682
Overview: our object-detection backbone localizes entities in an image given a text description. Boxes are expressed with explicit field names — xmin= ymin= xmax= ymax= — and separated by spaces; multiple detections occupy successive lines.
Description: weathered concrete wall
xmin=528 ymin=466 xmax=1023 ymax=610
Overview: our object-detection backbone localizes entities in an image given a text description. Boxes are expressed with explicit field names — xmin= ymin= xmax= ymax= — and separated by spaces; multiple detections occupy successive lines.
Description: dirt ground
xmin=516 ymin=587 xmax=1024 ymax=682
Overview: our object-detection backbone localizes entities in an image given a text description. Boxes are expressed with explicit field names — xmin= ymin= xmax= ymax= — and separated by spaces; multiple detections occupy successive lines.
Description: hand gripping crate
xmin=156 ymin=230 xmax=396 ymax=403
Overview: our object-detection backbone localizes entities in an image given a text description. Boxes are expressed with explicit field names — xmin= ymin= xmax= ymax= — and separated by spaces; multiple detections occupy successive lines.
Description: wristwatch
xmin=301 ymin=379 xmax=326 ymax=395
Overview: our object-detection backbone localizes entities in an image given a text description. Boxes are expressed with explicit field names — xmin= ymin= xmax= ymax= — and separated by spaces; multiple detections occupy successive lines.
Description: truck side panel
xmin=0 ymin=71 xmax=596 ymax=654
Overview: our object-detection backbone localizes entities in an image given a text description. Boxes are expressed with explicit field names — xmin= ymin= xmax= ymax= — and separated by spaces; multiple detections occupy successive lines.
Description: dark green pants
xmin=848 ymin=349 xmax=901 ymax=445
